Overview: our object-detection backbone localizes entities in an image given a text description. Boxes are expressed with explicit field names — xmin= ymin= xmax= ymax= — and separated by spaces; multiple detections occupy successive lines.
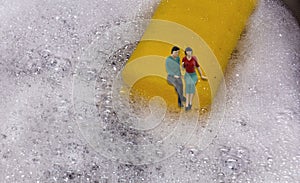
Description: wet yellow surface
xmin=122 ymin=0 xmax=257 ymax=107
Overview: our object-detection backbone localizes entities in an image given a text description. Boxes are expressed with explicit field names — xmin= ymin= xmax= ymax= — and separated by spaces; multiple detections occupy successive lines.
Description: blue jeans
xmin=167 ymin=75 xmax=185 ymax=105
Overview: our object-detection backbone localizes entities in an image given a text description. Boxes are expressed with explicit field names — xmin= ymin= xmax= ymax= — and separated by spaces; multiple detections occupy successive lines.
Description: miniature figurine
xmin=166 ymin=46 xmax=186 ymax=108
xmin=182 ymin=47 xmax=208 ymax=111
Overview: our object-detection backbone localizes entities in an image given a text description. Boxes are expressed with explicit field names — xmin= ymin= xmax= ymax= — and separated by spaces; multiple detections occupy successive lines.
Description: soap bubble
xmin=1 ymin=0 xmax=299 ymax=182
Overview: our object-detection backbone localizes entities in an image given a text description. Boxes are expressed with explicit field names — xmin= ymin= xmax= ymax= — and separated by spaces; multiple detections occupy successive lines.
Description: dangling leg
xmin=176 ymin=78 xmax=185 ymax=103
xmin=174 ymin=78 xmax=184 ymax=107
xmin=185 ymin=73 xmax=193 ymax=111
xmin=168 ymin=76 xmax=184 ymax=108
xmin=177 ymin=89 xmax=183 ymax=107
xmin=189 ymin=93 xmax=194 ymax=109
xmin=185 ymin=94 xmax=190 ymax=108
xmin=188 ymin=73 xmax=198 ymax=110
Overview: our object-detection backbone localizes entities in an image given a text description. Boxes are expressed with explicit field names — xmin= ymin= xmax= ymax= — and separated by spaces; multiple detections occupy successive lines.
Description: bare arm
xmin=197 ymin=67 xmax=208 ymax=80
xmin=193 ymin=56 xmax=207 ymax=80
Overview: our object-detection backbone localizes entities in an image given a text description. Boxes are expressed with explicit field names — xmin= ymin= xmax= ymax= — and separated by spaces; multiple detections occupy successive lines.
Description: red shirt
xmin=182 ymin=56 xmax=200 ymax=73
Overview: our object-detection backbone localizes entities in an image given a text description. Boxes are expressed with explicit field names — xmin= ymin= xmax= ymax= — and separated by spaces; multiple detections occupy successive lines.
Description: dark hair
xmin=171 ymin=46 xmax=180 ymax=54
xmin=184 ymin=47 xmax=193 ymax=55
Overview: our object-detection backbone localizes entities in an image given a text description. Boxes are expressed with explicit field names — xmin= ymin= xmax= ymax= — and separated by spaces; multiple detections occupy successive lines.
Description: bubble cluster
xmin=0 ymin=0 xmax=299 ymax=182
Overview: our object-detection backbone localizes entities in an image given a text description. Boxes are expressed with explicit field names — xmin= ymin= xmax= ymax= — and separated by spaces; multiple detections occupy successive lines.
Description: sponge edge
xmin=122 ymin=0 xmax=257 ymax=108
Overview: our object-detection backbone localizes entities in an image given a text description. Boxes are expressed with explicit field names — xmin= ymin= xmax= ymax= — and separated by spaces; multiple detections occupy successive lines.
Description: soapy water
xmin=0 ymin=0 xmax=299 ymax=182
xmin=73 ymin=17 xmax=227 ymax=165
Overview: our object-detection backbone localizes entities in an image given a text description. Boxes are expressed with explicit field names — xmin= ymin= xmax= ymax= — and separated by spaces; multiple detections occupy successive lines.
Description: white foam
xmin=0 ymin=0 xmax=299 ymax=182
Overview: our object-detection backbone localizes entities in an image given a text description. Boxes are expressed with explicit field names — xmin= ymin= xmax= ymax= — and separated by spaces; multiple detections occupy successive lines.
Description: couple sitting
xmin=166 ymin=46 xmax=207 ymax=111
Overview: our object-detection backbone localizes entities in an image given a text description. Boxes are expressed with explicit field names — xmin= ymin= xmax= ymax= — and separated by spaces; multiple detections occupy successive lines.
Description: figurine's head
xmin=185 ymin=47 xmax=193 ymax=56
xmin=171 ymin=46 xmax=180 ymax=57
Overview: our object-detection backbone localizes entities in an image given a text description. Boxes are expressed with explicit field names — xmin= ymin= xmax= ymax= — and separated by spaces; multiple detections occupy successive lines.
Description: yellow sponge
xmin=122 ymin=0 xmax=257 ymax=107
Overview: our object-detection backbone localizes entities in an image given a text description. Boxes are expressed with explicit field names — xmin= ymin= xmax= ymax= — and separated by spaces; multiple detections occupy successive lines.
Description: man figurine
xmin=166 ymin=46 xmax=186 ymax=107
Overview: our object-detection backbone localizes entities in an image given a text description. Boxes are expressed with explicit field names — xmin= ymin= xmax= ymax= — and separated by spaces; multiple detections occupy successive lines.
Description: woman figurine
xmin=182 ymin=47 xmax=207 ymax=111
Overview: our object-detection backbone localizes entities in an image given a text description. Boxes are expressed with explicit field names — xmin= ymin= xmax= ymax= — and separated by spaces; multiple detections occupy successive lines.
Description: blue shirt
xmin=165 ymin=56 xmax=181 ymax=76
